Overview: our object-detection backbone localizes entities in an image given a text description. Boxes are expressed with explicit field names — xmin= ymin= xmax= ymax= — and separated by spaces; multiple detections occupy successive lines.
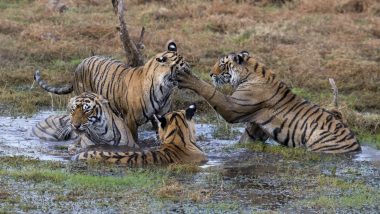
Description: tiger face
xmin=210 ymin=51 xmax=250 ymax=87
xmin=154 ymin=105 xmax=197 ymax=143
xmin=152 ymin=41 xmax=190 ymax=88
xmin=68 ymin=92 xmax=107 ymax=132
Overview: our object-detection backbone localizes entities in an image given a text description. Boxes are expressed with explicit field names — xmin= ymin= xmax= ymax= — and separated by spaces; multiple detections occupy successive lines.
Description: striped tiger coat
xmin=33 ymin=92 xmax=138 ymax=153
xmin=176 ymin=51 xmax=360 ymax=153
xmin=34 ymin=41 xmax=189 ymax=140
xmin=74 ymin=105 xmax=208 ymax=166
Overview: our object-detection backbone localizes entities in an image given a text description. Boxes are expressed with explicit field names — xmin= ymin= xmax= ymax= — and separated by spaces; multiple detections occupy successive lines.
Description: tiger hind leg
xmin=238 ymin=122 xmax=269 ymax=144
xmin=307 ymin=129 xmax=360 ymax=153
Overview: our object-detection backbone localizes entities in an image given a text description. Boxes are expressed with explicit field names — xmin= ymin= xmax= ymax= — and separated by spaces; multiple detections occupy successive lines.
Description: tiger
xmin=32 ymin=114 xmax=77 ymax=141
xmin=176 ymin=51 xmax=360 ymax=153
xmin=34 ymin=92 xmax=138 ymax=153
xmin=73 ymin=104 xmax=208 ymax=167
xmin=34 ymin=41 xmax=189 ymax=141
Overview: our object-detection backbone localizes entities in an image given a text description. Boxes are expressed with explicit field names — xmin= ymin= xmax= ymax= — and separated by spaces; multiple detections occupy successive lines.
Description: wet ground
xmin=0 ymin=111 xmax=379 ymax=213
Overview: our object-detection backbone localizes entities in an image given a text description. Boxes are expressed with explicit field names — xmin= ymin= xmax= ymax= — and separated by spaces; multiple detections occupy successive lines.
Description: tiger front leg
xmin=177 ymin=71 xmax=251 ymax=123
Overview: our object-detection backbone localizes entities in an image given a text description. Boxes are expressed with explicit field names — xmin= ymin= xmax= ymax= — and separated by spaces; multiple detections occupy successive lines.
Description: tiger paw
xmin=176 ymin=70 xmax=200 ymax=90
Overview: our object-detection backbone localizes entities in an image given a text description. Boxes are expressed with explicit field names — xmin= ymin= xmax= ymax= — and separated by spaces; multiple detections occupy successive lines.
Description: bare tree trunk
xmin=112 ymin=0 xmax=145 ymax=67
xmin=329 ymin=78 xmax=338 ymax=108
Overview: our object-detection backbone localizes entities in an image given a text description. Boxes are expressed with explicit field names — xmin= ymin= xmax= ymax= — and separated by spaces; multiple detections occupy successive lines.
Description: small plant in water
xmin=212 ymin=122 xmax=241 ymax=140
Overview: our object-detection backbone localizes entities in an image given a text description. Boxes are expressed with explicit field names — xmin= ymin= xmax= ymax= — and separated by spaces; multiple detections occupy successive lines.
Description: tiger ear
xmin=237 ymin=51 xmax=249 ymax=64
xmin=230 ymin=53 xmax=241 ymax=64
xmin=154 ymin=114 xmax=167 ymax=129
xmin=240 ymin=51 xmax=249 ymax=57
xmin=167 ymin=40 xmax=177 ymax=52
xmin=185 ymin=104 xmax=196 ymax=120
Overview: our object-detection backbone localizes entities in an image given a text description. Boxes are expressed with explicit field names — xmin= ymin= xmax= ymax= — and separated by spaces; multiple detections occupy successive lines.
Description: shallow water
xmin=0 ymin=111 xmax=379 ymax=165
xmin=0 ymin=111 xmax=73 ymax=161
xmin=1 ymin=111 xmax=380 ymax=212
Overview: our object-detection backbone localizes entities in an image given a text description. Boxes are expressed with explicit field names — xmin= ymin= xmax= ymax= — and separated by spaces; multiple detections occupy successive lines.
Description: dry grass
xmin=0 ymin=0 xmax=379 ymax=134
xmin=155 ymin=181 xmax=211 ymax=202
xmin=155 ymin=181 xmax=184 ymax=201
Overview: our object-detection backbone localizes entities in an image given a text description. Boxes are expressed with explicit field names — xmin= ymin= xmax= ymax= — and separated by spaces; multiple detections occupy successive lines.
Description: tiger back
xmin=74 ymin=105 xmax=208 ymax=166
xmin=34 ymin=41 xmax=190 ymax=141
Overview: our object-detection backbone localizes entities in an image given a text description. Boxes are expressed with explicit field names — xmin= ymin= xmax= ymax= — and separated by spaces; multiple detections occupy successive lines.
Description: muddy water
xmin=0 ymin=111 xmax=379 ymax=164
xmin=0 ymin=111 xmax=74 ymax=161
xmin=1 ymin=111 xmax=380 ymax=212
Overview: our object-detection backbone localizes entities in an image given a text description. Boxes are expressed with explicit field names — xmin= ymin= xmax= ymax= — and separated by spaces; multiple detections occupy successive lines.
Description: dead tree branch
xmin=329 ymin=78 xmax=339 ymax=108
xmin=112 ymin=0 xmax=145 ymax=67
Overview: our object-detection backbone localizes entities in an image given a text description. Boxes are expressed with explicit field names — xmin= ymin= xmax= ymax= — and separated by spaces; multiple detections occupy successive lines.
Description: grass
xmin=0 ymin=0 xmax=379 ymax=144
xmin=212 ymin=122 xmax=242 ymax=140
xmin=0 ymin=0 xmax=380 ymax=212
xmin=302 ymin=175 xmax=380 ymax=210
xmin=1 ymin=167 xmax=166 ymax=190
xmin=236 ymin=141 xmax=348 ymax=162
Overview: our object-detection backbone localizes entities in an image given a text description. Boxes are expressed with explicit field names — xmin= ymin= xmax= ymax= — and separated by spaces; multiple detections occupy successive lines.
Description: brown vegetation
xmin=0 ymin=0 xmax=379 ymax=134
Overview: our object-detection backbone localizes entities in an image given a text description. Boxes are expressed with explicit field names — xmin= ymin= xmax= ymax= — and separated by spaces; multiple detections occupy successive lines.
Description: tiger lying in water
xmin=176 ymin=51 xmax=360 ymax=153
xmin=34 ymin=41 xmax=189 ymax=141
xmin=33 ymin=92 xmax=138 ymax=153
xmin=73 ymin=103 xmax=208 ymax=166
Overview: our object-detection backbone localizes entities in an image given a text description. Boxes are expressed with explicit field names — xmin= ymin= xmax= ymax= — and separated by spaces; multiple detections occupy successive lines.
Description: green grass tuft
xmin=237 ymin=141 xmax=336 ymax=161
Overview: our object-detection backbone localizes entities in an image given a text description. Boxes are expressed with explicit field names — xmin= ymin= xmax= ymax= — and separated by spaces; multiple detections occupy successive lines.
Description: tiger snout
xmin=71 ymin=122 xmax=86 ymax=132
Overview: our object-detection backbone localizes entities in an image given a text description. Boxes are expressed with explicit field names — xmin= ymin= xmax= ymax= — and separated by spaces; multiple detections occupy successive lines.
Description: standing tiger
xmin=33 ymin=92 xmax=138 ymax=153
xmin=74 ymin=104 xmax=208 ymax=167
xmin=176 ymin=51 xmax=360 ymax=153
xmin=34 ymin=41 xmax=189 ymax=141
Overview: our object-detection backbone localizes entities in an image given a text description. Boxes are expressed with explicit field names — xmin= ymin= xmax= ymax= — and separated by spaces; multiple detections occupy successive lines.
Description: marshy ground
xmin=1 ymin=0 xmax=380 ymax=213
xmin=0 ymin=112 xmax=379 ymax=213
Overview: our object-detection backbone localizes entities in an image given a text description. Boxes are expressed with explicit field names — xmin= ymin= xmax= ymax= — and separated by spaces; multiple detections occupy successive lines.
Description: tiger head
xmin=68 ymin=92 xmax=109 ymax=132
xmin=148 ymin=41 xmax=190 ymax=88
xmin=154 ymin=105 xmax=197 ymax=144
xmin=210 ymin=51 xmax=250 ymax=88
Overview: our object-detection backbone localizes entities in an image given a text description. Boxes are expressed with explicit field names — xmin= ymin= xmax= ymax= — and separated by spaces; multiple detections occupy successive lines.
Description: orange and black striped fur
xmin=32 ymin=115 xmax=77 ymax=141
xmin=34 ymin=92 xmax=138 ymax=153
xmin=73 ymin=105 xmax=208 ymax=166
xmin=176 ymin=51 xmax=360 ymax=153
xmin=34 ymin=41 xmax=189 ymax=140
xmin=67 ymin=92 xmax=137 ymax=150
